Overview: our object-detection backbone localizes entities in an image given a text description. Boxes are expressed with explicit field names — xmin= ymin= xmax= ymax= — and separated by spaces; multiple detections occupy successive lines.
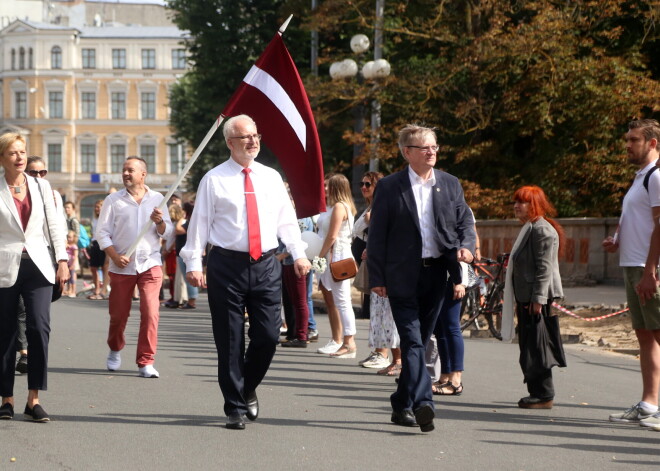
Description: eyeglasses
xmin=359 ymin=181 xmax=372 ymax=188
xmin=27 ymin=170 xmax=48 ymax=177
xmin=229 ymin=134 xmax=262 ymax=142
xmin=406 ymin=145 xmax=439 ymax=153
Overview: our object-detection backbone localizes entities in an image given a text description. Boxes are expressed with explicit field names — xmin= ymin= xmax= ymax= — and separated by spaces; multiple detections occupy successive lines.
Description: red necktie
xmin=242 ymin=168 xmax=262 ymax=260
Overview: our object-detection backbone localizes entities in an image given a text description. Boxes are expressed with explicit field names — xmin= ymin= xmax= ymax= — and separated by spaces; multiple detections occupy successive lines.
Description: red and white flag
xmin=222 ymin=33 xmax=325 ymax=218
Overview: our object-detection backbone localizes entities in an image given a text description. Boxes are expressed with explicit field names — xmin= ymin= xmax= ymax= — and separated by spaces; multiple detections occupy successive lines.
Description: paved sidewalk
xmin=0 ymin=292 xmax=657 ymax=470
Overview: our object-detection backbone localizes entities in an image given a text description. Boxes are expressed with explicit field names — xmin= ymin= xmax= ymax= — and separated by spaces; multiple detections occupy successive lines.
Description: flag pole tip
xmin=279 ymin=14 xmax=293 ymax=34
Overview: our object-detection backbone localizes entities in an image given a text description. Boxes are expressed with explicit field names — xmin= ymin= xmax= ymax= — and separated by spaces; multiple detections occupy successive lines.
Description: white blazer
xmin=0 ymin=173 xmax=67 ymax=287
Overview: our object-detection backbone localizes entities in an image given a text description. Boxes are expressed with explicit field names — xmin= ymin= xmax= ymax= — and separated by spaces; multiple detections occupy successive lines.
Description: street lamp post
xmin=329 ymin=34 xmax=390 ymax=204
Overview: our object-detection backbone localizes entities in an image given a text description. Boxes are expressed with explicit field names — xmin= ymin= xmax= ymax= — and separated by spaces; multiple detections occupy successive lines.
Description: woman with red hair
xmin=502 ymin=185 xmax=566 ymax=410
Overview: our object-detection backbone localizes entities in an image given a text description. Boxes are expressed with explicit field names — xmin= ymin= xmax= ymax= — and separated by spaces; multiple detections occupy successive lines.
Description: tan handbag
xmin=352 ymin=261 xmax=369 ymax=292
xmin=329 ymin=257 xmax=358 ymax=282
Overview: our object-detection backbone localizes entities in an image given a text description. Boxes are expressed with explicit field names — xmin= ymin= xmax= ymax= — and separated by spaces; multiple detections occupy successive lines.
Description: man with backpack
xmin=603 ymin=119 xmax=660 ymax=427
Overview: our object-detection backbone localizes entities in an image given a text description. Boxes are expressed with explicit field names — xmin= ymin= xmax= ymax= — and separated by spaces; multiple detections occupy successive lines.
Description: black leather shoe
xmin=391 ymin=409 xmax=417 ymax=427
xmin=281 ymin=338 xmax=308 ymax=348
xmin=226 ymin=412 xmax=246 ymax=430
xmin=16 ymin=354 xmax=28 ymax=374
xmin=0 ymin=402 xmax=14 ymax=420
xmin=518 ymin=396 xmax=553 ymax=409
xmin=245 ymin=391 xmax=259 ymax=421
xmin=414 ymin=404 xmax=435 ymax=432
xmin=24 ymin=403 xmax=50 ymax=423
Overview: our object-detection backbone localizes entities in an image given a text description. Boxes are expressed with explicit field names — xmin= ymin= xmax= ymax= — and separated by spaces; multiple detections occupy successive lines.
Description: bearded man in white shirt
xmin=96 ymin=156 xmax=172 ymax=379
xmin=181 ymin=114 xmax=311 ymax=430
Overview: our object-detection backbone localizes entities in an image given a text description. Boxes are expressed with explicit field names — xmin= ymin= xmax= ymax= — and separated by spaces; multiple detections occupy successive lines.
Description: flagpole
xmin=125 ymin=14 xmax=295 ymax=258
xmin=279 ymin=14 xmax=292 ymax=34
xmin=124 ymin=116 xmax=224 ymax=258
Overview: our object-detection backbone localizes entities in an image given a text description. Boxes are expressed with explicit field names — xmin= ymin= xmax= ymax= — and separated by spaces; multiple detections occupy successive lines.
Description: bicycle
xmin=460 ymin=253 xmax=509 ymax=340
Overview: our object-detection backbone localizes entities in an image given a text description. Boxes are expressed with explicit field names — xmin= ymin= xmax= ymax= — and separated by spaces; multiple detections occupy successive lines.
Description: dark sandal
xmin=433 ymin=382 xmax=463 ymax=396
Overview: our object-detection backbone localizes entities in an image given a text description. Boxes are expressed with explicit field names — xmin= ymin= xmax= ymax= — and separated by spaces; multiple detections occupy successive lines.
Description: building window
xmin=81 ymin=92 xmax=96 ymax=119
xmin=80 ymin=144 xmax=96 ymax=173
xmin=49 ymin=91 xmax=63 ymax=119
xmin=171 ymin=49 xmax=186 ymax=69
xmin=48 ymin=144 xmax=62 ymax=172
xmin=28 ymin=48 xmax=33 ymax=69
xmin=111 ymin=92 xmax=126 ymax=119
xmin=82 ymin=49 xmax=96 ymax=69
xmin=110 ymin=144 xmax=126 ymax=173
xmin=141 ymin=49 xmax=156 ymax=69
xmin=140 ymin=144 xmax=156 ymax=173
xmin=15 ymin=91 xmax=27 ymax=119
xmin=169 ymin=143 xmax=183 ymax=174
xmin=112 ymin=48 xmax=126 ymax=69
xmin=11 ymin=49 xmax=15 ymax=70
xmin=141 ymin=92 xmax=155 ymax=119
xmin=19 ymin=47 xmax=25 ymax=70
xmin=51 ymin=46 xmax=62 ymax=69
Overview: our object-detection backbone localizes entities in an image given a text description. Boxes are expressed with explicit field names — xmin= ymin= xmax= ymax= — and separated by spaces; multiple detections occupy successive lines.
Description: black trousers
xmin=207 ymin=248 xmax=282 ymax=416
xmin=388 ymin=259 xmax=448 ymax=412
xmin=516 ymin=301 xmax=566 ymax=400
xmin=16 ymin=295 xmax=27 ymax=352
xmin=0 ymin=257 xmax=53 ymax=396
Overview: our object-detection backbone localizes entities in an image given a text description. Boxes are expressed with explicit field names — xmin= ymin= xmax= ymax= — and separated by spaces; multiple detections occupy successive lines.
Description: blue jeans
xmin=306 ymin=271 xmax=316 ymax=330
xmin=434 ymin=283 xmax=464 ymax=373
xmin=177 ymin=256 xmax=199 ymax=300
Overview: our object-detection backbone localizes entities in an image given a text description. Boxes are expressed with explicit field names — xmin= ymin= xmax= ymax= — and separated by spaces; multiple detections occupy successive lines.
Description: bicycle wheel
xmin=460 ymin=286 xmax=481 ymax=331
xmin=484 ymin=283 xmax=504 ymax=340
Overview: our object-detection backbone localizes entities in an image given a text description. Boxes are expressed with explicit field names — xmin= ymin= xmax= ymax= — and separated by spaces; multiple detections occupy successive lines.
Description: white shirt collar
xmin=636 ymin=159 xmax=659 ymax=176
xmin=408 ymin=165 xmax=436 ymax=185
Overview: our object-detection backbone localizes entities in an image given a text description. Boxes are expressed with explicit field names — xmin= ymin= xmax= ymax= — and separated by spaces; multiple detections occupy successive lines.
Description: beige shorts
xmin=623 ymin=267 xmax=660 ymax=331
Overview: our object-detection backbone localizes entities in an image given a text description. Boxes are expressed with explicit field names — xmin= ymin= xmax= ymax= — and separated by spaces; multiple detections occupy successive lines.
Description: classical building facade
xmin=0 ymin=1 xmax=189 ymax=218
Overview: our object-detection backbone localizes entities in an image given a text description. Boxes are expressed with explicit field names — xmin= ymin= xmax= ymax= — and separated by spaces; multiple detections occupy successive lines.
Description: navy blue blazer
xmin=367 ymin=168 xmax=476 ymax=298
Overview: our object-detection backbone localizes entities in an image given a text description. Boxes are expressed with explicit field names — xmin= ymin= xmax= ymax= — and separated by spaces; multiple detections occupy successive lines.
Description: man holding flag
xmin=182 ymin=115 xmax=311 ymax=430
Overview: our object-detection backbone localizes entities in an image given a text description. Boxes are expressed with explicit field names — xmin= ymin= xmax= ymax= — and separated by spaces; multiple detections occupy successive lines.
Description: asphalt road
xmin=0 ymin=290 xmax=656 ymax=471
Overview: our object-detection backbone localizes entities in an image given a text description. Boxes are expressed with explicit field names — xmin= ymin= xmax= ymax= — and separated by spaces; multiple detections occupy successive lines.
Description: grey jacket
xmin=511 ymin=217 xmax=563 ymax=305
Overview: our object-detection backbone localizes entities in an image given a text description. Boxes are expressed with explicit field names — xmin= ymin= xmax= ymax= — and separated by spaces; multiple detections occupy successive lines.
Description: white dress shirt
xmin=95 ymin=186 xmax=172 ymax=275
xmin=408 ymin=166 xmax=442 ymax=258
xmin=180 ymin=158 xmax=307 ymax=273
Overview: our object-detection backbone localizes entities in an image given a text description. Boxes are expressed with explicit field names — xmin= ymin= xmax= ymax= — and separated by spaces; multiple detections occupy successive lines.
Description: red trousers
xmin=107 ymin=266 xmax=162 ymax=367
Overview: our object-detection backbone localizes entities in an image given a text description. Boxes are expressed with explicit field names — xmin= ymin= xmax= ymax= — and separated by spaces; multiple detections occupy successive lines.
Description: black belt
xmin=421 ymin=257 xmax=441 ymax=268
xmin=212 ymin=246 xmax=277 ymax=264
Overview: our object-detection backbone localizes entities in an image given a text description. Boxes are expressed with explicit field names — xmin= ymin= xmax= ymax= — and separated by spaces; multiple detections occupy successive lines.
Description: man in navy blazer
xmin=368 ymin=124 xmax=476 ymax=432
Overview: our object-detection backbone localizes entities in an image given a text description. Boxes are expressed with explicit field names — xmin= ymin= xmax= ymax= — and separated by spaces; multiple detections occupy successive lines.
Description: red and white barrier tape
xmin=551 ymin=302 xmax=628 ymax=321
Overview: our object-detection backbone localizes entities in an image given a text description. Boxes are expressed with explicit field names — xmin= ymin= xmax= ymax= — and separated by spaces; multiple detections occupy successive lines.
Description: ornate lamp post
xmin=330 ymin=34 xmax=390 ymax=202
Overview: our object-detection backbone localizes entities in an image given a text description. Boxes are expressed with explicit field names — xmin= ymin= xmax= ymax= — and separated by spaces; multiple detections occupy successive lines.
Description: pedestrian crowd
xmin=0 ymin=118 xmax=659 ymax=434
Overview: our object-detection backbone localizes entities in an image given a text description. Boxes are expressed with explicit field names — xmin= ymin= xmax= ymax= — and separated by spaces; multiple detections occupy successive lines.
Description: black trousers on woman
xmin=516 ymin=301 xmax=566 ymax=400
xmin=0 ymin=257 xmax=53 ymax=397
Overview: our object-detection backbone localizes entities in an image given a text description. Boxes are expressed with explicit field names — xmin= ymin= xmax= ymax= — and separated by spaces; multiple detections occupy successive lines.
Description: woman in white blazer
xmin=0 ymin=132 xmax=69 ymax=423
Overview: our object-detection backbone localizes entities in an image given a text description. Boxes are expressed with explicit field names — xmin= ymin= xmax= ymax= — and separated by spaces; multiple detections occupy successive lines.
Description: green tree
xmin=306 ymin=0 xmax=660 ymax=217
xmin=167 ymin=0 xmax=310 ymax=188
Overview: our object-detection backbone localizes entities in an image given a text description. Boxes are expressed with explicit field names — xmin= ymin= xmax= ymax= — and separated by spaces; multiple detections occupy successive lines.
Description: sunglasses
xmin=27 ymin=170 xmax=48 ymax=177
xmin=359 ymin=181 xmax=372 ymax=188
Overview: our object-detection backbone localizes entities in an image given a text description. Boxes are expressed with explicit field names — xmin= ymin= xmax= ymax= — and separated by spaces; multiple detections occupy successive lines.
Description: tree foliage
xmin=306 ymin=0 xmax=660 ymax=217
xmin=167 ymin=0 xmax=660 ymax=217
xmin=166 ymin=0 xmax=309 ymax=188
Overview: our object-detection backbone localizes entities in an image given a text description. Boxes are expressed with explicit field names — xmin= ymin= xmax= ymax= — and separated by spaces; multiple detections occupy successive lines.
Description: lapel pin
xmin=435 ymin=188 xmax=440 ymax=192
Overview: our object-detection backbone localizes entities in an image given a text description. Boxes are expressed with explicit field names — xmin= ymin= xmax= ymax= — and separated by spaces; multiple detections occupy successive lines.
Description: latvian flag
xmin=221 ymin=32 xmax=325 ymax=218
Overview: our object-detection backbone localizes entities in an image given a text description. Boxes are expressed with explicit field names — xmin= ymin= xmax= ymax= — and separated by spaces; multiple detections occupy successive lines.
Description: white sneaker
xmin=138 ymin=364 xmax=159 ymax=378
xmin=361 ymin=352 xmax=390 ymax=369
xmin=639 ymin=411 xmax=660 ymax=428
xmin=358 ymin=351 xmax=379 ymax=366
xmin=317 ymin=339 xmax=342 ymax=354
xmin=609 ymin=403 xmax=655 ymax=423
xmin=106 ymin=350 xmax=121 ymax=371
